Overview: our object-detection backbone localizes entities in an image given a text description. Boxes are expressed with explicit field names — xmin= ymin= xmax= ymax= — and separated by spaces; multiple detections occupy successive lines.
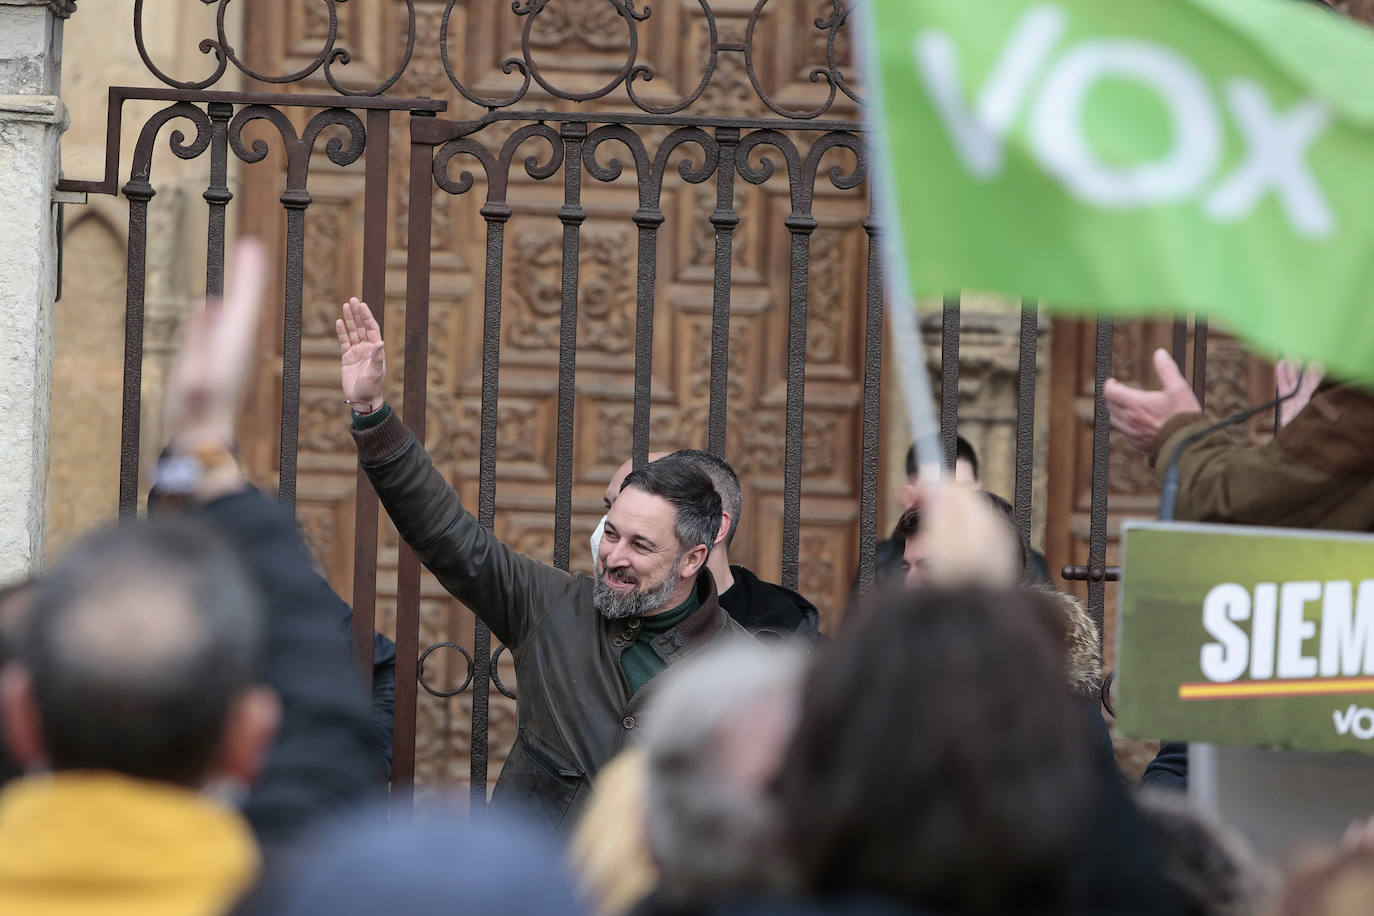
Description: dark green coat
xmin=353 ymin=411 xmax=746 ymax=832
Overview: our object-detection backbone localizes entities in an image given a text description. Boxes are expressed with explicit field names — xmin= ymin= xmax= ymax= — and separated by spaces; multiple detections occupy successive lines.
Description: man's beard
xmin=593 ymin=556 xmax=683 ymax=620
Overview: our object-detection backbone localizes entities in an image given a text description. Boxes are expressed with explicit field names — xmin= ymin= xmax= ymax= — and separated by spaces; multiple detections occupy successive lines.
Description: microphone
xmin=1158 ymin=369 xmax=1308 ymax=521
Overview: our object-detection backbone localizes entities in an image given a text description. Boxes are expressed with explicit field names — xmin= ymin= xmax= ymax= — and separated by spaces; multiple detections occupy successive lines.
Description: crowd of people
xmin=3 ymin=240 xmax=1374 ymax=916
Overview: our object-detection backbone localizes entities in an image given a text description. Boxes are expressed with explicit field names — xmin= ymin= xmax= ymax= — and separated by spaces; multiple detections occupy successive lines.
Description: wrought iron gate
xmin=57 ymin=0 xmax=1227 ymax=801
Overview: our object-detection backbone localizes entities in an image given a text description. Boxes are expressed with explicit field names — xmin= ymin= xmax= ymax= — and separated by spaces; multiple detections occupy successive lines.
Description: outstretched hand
xmin=337 ymin=298 xmax=386 ymax=412
xmin=163 ymin=239 xmax=267 ymax=449
xmin=1103 ymin=348 xmax=1202 ymax=451
xmin=1275 ymin=359 xmax=1323 ymax=428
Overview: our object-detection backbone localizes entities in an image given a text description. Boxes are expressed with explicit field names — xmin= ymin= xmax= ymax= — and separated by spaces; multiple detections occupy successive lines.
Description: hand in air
xmin=337 ymin=297 xmax=386 ymax=412
xmin=1103 ymin=348 xmax=1202 ymax=451
xmin=163 ymin=239 xmax=267 ymax=447
xmin=1275 ymin=359 xmax=1323 ymax=428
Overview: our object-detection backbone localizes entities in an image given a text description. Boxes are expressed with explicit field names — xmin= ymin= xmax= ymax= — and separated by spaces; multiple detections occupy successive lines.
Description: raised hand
xmin=1275 ymin=359 xmax=1323 ymax=428
xmin=1103 ymin=348 xmax=1202 ymax=451
xmin=163 ymin=239 xmax=267 ymax=448
xmin=337 ymin=297 xmax=386 ymax=412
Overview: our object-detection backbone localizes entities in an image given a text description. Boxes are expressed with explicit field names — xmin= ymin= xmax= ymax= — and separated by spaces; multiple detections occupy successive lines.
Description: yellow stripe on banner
xmin=1179 ymin=678 xmax=1374 ymax=701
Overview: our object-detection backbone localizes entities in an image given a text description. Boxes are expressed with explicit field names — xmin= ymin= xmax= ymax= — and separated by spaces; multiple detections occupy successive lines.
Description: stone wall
xmin=51 ymin=0 xmax=239 ymax=556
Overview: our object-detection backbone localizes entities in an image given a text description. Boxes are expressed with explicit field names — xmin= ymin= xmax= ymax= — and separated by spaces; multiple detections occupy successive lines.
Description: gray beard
xmin=593 ymin=559 xmax=682 ymax=620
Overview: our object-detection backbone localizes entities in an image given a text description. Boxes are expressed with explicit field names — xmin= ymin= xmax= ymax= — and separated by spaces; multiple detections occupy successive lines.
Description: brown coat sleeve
xmin=352 ymin=410 xmax=574 ymax=647
xmin=1148 ymin=384 xmax=1374 ymax=529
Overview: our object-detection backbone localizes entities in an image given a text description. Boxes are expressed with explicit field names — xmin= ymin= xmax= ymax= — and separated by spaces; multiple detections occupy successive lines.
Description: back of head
xmin=776 ymin=586 xmax=1093 ymax=913
xmin=641 ymin=640 xmax=808 ymax=905
xmin=1135 ymin=789 xmax=1271 ymax=916
xmin=621 ymin=459 xmax=722 ymax=555
xmin=232 ymin=803 xmax=584 ymax=916
xmin=1272 ymin=846 xmax=1374 ymax=916
xmin=905 ymin=435 xmax=979 ymax=481
xmin=20 ymin=518 xmax=264 ymax=786
xmin=664 ymin=449 xmax=743 ymax=546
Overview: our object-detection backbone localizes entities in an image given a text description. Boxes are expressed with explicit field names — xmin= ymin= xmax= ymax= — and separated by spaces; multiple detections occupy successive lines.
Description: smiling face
xmin=594 ymin=485 xmax=705 ymax=620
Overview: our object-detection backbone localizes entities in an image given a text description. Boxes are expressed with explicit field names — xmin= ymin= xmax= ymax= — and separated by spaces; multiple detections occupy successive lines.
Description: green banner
xmin=1117 ymin=522 xmax=1374 ymax=754
xmin=865 ymin=0 xmax=1374 ymax=382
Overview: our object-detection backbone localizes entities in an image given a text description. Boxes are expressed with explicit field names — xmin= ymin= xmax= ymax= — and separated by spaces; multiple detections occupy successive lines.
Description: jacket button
xmin=621 ymin=630 xmax=635 ymax=641
xmin=622 ymin=716 xmax=636 ymax=729
xmin=612 ymin=638 xmax=626 ymax=648
xmin=629 ymin=618 xmax=641 ymax=629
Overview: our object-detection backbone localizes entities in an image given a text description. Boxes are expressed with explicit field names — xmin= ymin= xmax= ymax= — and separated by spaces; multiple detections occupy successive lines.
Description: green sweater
xmin=619 ymin=589 xmax=699 ymax=695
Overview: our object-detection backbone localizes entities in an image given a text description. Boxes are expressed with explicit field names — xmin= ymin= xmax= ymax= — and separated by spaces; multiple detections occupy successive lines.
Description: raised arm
xmin=338 ymin=298 xmax=572 ymax=647
xmin=161 ymin=243 xmax=382 ymax=848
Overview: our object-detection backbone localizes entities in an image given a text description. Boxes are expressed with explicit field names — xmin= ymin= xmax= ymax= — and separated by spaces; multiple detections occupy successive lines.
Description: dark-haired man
xmin=337 ymin=298 xmax=748 ymax=831
xmin=598 ymin=451 xmax=820 ymax=643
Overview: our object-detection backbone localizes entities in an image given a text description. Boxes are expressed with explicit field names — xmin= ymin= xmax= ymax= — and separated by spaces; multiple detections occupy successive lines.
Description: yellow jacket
xmin=0 ymin=772 xmax=260 ymax=916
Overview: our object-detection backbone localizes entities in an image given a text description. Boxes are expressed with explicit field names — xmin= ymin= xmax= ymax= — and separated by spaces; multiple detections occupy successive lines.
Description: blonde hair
xmin=568 ymin=748 xmax=656 ymax=916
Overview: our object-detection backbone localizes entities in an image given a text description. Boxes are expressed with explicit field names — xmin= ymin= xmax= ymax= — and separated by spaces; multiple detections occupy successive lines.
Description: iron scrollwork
xmin=134 ymin=0 xmax=417 ymax=97
xmin=132 ymin=0 xmax=864 ymax=116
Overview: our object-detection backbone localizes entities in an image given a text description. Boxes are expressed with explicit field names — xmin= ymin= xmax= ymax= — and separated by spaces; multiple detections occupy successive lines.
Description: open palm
xmin=336 ymin=297 xmax=387 ymax=409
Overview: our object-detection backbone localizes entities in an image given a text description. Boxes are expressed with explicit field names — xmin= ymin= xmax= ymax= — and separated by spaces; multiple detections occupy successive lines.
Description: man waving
xmin=337 ymin=298 xmax=747 ymax=831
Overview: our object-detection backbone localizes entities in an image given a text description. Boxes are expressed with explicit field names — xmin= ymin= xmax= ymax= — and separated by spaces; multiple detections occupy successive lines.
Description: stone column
xmin=0 ymin=0 xmax=74 ymax=582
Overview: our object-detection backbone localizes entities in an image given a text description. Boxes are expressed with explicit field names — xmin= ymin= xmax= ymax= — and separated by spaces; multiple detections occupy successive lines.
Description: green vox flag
xmin=864 ymin=0 xmax=1374 ymax=382
xmin=1117 ymin=521 xmax=1374 ymax=755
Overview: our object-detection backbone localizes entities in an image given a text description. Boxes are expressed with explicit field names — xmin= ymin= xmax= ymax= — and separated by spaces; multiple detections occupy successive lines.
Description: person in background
xmin=852 ymin=436 xmax=1051 ymax=606
xmin=1104 ymin=349 xmax=1368 ymax=530
xmin=1135 ymin=789 xmax=1273 ymax=916
xmin=149 ymin=473 xmax=397 ymax=783
xmin=868 ymin=436 xmax=980 ymax=593
xmin=1269 ymin=846 xmax=1374 ymax=916
xmin=774 ymin=586 xmax=1094 ymax=913
xmin=1106 ymin=350 xmax=1353 ymax=791
xmin=231 ymin=803 xmax=586 ymax=916
xmin=569 ymin=748 xmax=657 ymax=916
xmin=889 ymin=491 xmax=1116 ymax=781
xmin=633 ymin=641 xmax=807 ymax=913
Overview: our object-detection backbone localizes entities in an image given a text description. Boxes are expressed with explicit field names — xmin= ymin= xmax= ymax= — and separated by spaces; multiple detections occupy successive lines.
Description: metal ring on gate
xmin=490 ymin=643 xmax=517 ymax=700
xmin=1100 ymin=669 xmax=1117 ymax=719
xmin=417 ymin=642 xmax=475 ymax=698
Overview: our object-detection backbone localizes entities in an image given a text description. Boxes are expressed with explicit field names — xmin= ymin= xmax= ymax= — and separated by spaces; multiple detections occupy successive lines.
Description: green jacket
xmin=353 ymin=410 xmax=746 ymax=831
xmin=1149 ymin=382 xmax=1374 ymax=530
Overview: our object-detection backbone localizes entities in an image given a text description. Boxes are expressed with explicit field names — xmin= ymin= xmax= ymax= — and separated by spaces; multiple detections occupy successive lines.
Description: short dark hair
xmin=24 ymin=518 xmax=265 ymax=786
xmin=906 ymin=434 xmax=979 ymax=480
xmin=775 ymin=586 xmax=1092 ymax=911
xmin=894 ymin=506 xmax=922 ymax=540
xmin=621 ymin=460 xmax=723 ymax=556
xmin=664 ymin=450 xmax=742 ymax=546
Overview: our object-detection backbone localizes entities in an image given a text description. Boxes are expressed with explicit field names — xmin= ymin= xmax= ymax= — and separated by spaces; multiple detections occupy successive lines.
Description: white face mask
xmin=590 ymin=514 xmax=608 ymax=570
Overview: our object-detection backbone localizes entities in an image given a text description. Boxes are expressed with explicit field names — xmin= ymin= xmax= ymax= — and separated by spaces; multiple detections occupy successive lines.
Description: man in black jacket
xmin=599 ymin=451 xmax=820 ymax=643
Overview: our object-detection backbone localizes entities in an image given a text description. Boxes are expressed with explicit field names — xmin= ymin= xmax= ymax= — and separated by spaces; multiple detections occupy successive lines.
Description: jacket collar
xmin=640 ymin=570 xmax=734 ymax=664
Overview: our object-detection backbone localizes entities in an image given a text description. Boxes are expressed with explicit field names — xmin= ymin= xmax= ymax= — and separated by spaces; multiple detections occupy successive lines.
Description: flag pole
xmin=857 ymin=3 xmax=945 ymax=481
